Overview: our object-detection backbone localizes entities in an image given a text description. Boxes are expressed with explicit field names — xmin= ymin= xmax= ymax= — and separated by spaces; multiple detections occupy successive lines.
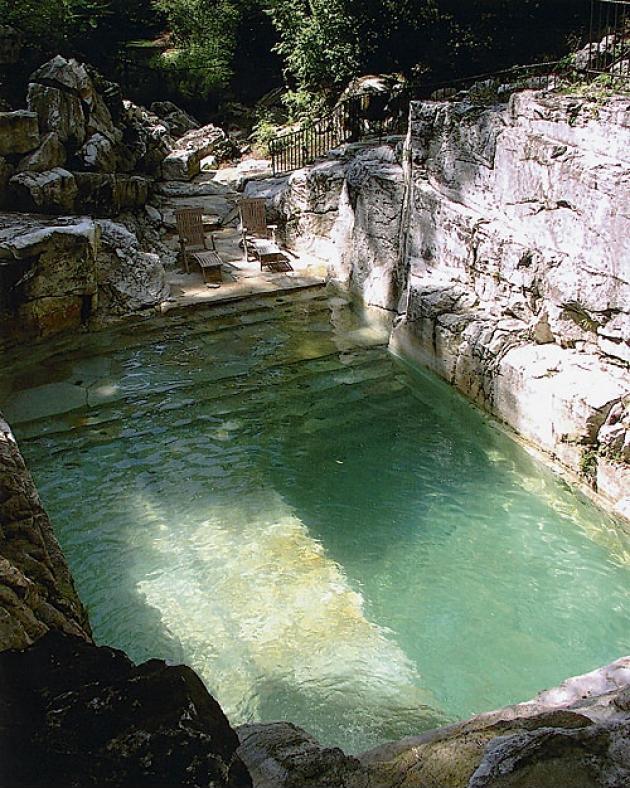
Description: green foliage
xmin=561 ymin=73 xmax=630 ymax=102
xmin=153 ymin=0 xmax=240 ymax=94
xmin=0 ymin=0 xmax=111 ymax=51
xmin=265 ymin=0 xmax=590 ymax=95
xmin=0 ymin=0 xmax=159 ymax=59
xmin=579 ymin=449 xmax=598 ymax=480
xmin=250 ymin=112 xmax=278 ymax=156
xmin=281 ymin=89 xmax=326 ymax=122
xmin=154 ymin=0 xmax=276 ymax=95
xmin=5 ymin=0 xmax=594 ymax=109
xmin=265 ymin=1 xmax=449 ymax=92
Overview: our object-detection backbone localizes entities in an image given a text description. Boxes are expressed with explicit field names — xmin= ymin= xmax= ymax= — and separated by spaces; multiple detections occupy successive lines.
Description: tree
xmin=153 ymin=0 xmax=240 ymax=94
xmin=265 ymin=0 xmax=589 ymax=95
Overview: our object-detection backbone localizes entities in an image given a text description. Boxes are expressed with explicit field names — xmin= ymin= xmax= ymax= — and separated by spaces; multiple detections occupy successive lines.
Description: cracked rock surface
xmin=267 ymin=91 xmax=629 ymax=516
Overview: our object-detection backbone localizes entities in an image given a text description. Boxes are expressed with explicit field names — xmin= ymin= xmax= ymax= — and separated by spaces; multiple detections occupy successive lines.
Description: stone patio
xmin=161 ymin=226 xmax=327 ymax=311
xmin=153 ymin=165 xmax=328 ymax=312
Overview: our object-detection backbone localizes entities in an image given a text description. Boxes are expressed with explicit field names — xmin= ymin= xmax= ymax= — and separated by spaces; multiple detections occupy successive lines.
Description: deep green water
xmin=2 ymin=289 xmax=629 ymax=753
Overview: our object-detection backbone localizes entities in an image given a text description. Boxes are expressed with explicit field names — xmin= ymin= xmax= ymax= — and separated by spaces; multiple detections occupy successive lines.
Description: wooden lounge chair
xmin=239 ymin=197 xmax=293 ymax=272
xmin=175 ymin=207 xmax=223 ymax=284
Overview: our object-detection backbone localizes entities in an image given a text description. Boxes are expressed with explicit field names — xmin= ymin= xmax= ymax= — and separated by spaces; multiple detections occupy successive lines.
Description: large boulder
xmin=27 ymin=83 xmax=86 ymax=147
xmin=95 ymin=220 xmax=169 ymax=315
xmin=26 ymin=57 xmax=122 ymax=162
xmin=0 ymin=630 xmax=252 ymax=788
xmin=238 ymin=722 xmax=368 ymax=787
xmin=468 ymin=719 xmax=630 ymax=787
xmin=162 ymin=124 xmax=229 ymax=181
xmin=120 ymin=100 xmax=173 ymax=175
xmin=77 ymin=132 xmax=118 ymax=172
xmin=9 ymin=167 xmax=78 ymax=213
xmin=0 ymin=213 xmax=98 ymax=338
xmin=0 ymin=110 xmax=39 ymax=156
xmin=74 ymin=172 xmax=149 ymax=216
xmin=16 ymin=132 xmax=66 ymax=173
xmin=30 ymin=55 xmax=92 ymax=97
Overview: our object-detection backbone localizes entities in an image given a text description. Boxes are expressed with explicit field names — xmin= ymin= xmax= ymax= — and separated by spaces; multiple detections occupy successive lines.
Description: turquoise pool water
xmin=2 ymin=289 xmax=629 ymax=753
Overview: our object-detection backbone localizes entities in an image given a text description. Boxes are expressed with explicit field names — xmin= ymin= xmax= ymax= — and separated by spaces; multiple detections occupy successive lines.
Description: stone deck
xmin=161 ymin=226 xmax=327 ymax=312
xmin=152 ymin=162 xmax=327 ymax=312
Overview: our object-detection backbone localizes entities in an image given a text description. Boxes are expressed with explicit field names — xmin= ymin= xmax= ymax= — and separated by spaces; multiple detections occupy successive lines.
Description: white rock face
xmin=268 ymin=91 xmax=629 ymax=514
xmin=95 ymin=220 xmax=169 ymax=315
xmin=161 ymin=124 xmax=228 ymax=181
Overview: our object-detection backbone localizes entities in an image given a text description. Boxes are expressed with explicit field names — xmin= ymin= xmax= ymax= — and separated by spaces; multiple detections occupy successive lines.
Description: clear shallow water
xmin=2 ymin=289 xmax=629 ymax=753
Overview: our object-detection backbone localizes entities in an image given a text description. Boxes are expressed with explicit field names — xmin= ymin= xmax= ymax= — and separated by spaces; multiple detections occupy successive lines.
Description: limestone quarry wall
xmin=250 ymin=91 xmax=630 ymax=517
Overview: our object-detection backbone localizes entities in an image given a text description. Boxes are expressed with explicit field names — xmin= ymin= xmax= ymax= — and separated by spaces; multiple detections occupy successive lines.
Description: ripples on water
xmin=2 ymin=291 xmax=629 ymax=753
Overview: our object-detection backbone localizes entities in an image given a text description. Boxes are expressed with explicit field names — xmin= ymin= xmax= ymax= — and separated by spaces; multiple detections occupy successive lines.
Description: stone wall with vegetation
xmin=259 ymin=90 xmax=629 ymax=518
xmin=0 ymin=412 xmax=91 ymax=650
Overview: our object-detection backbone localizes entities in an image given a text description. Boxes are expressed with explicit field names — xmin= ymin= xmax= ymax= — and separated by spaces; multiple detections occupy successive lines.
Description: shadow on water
xmin=5 ymin=292 xmax=629 ymax=753
xmin=23 ymin=438 xmax=191 ymax=668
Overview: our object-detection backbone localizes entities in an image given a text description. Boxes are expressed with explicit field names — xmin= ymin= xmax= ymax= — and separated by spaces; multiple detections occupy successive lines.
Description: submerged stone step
xmin=16 ymin=349 xmax=398 ymax=442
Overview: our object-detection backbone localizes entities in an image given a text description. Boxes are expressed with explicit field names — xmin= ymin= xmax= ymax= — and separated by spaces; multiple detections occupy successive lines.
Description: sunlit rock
xmin=95 ymin=220 xmax=169 ymax=316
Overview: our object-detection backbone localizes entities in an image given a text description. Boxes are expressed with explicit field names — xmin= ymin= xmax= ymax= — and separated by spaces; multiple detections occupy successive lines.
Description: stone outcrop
xmin=11 ymin=167 xmax=79 ymax=213
xmin=0 ymin=57 xmax=221 ymax=334
xmin=2 ymin=56 xmax=232 ymax=216
xmin=394 ymin=92 xmax=630 ymax=516
xmin=95 ymin=219 xmax=169 ymax=316
xmin=261 ymin=90 xmax=630 ymax=518
xmin=238 ymin=658 xmax=630 ymax=788
xmin=238 ymin=722 xmax=367 ymax=787
xmin=162 ymin=123 xmax=232 ymax=181
xmin=0 ymin=630 xmax=252 ymax=788
xmin=0 ymin=110 xmax=40 ymax=155
xmin=0 ymin=212 xmax=169 ymax=340
xmin=0 ymin=213 xmax=99 ymax=338
xmin=0 ymin=415 xmax=91 ymax=651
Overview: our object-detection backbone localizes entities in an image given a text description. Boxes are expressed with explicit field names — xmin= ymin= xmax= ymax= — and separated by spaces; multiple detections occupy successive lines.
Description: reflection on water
xmin=3 ymin=290 xmax=629 ymax=753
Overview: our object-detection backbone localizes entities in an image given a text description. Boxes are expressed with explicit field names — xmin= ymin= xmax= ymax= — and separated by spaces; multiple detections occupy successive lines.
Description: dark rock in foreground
xmin=0 ymin=414 xmax=91 ymax=650
xmin=0 ymin=630 xmax=252 ymax=788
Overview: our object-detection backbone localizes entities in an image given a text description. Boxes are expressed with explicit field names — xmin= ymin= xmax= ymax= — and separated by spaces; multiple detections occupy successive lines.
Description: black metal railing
xmin=270 ymin=1 xmax=630 ymax=176
xmin=269 ymin=62 xmax=565 ymax=176
xmin=587 ymin=0 xmax=630 ymax=78
xmin=410 ymin=61 xmax=567 ymax=101
xmin=269 ymin=92 xmax=409 ymax=176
